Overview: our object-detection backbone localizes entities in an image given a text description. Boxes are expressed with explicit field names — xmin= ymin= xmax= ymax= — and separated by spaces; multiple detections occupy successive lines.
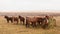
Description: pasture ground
xmin=0 ymin=16 xmax=60 ymax=34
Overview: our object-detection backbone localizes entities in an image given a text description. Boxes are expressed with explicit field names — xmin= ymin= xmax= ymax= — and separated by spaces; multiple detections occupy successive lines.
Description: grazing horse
xmin=12 ymin=16 xmax=19 ymax=24
xmin=41 ymin=16 xmax=49 ymax=29
xmin=4 ymin=16 xmax=19 ymax=24
xmin=4 ymin=16 xmax=13 ymax=23
xmin=41 ymin=17 xmax=48 ymax=29
xmin=19 ymin=16 xmax=25 ymax=25
xmin=35 ymin=16 xmax=45 ymax=25
xmin=26 ymin=16 xmax=38 ymax=27
xmin=35 ymin=16 xmax=49 ymax=29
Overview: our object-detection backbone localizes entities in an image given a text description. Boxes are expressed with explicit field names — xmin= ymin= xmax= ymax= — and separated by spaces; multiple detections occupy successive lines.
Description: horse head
xmin=4 ymin=15 xmax=8 ymax=19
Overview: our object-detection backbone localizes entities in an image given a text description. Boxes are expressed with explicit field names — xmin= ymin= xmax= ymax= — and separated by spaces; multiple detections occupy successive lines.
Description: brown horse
xmin=4 ymin=16 xmax=13 ymax=23
xmin=4 ymin=16 xmax=19 ymax=24
xmin=36 ymin=16 xmax=49 ymax=29
xmin=26 ymin=16 xmax=38 ymax=27
xmin=18 ymin=15 xmax=25 ymax=25
xmin=12 ymin=16 xmax=19 ymax=24
xmin=26 ymin=16 xmax=49 ymax=28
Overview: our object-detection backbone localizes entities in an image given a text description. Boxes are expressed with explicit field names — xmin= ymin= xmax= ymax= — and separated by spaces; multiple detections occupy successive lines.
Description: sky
xmin=0 ymin=0 xmax=60 ymax=12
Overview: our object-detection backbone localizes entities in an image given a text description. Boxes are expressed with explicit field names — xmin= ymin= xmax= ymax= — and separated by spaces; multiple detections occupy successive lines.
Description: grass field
xmin=0 ymin=16 xmax=60 ymax=34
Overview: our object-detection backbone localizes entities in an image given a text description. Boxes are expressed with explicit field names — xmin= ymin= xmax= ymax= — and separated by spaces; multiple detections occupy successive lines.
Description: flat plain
xmin=0 ymin=16 xmax=60 ymax=34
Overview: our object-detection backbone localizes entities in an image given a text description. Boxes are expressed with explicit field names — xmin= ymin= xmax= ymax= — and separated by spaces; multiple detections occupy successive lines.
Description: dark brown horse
xmin=18 ymin=16 xmax=25 ymax=25
xmin=4 ymin=16 xmax=19 ymax=24
xmin=4 ymin=16 xmax=13 ymax=23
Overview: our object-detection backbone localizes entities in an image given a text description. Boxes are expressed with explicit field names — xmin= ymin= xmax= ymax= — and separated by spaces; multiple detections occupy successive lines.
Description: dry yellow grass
xmin=0 ymin=16 xmax=60 ymax=34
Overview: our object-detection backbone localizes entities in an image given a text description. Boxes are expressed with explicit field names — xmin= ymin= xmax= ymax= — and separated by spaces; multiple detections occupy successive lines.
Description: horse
xmin=26 ymin=16 xmax=38 ymax=27
xmin=18 ymin=15 xmax=25 ymax=25
xmin=4 ymin=16 xmax=13 ymax=23
xmin=12 ymin=16 xmax=19 ymax=24
xmin=36 ymin=16 xmax=49 ymax=29
xmin=4 ymin=16 xmax=19 ymax=24
xmin=27 ymin=16 xmax=49 ymax=28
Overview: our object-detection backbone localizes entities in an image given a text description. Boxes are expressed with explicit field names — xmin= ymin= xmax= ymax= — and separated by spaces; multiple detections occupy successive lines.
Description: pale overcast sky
xmin=0 ymin=0 xmax=60 ymax=12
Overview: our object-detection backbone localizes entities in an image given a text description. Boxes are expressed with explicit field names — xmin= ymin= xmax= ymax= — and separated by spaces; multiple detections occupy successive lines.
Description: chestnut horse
xmin=26 ymin=16 xmax=38 ymax=27
xmin=26 ymin=16 xmax=49 ymax=28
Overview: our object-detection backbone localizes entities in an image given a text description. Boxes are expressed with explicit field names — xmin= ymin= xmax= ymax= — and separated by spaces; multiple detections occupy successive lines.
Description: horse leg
xmin=26 ymin=22 xmax=28 ymax=27
xmin=7 ymin=20 xmax=9 ymax=23
xmin=20 ymin=20 xmax=22 ymax=25
xmin=17 ymin=20 xmax=18 ymax=24
xmin=41 ymin=22 xmax=46 ymax=29
xmin=11 ymin=20 xmax=13 ymax=23
xmin=34 ymin=22 xmax=36 ymax=27
xmin=42 ymin=21 xmax=48 ymax=29
xmin=31 ymin=22 xmax=33 ymax=27
xmin=26 ymin=21 xmax=29 ymax=27
xmin=37 ymin=21 xmax=41 ymax=26
xmin=23 ymin=20 xmax=25 ymax=25
xmin=32 ymin=22 xmax=36 ymax=27
xmin=37 ymin=21 xmax=40 ymax=25
xmin=42 ymin=24 xmax=48 ymax=29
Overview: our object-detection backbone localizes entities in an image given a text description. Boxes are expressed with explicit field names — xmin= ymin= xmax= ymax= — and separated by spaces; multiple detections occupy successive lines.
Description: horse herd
xmin=4 ymin=15 xmax=51 ymax=29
